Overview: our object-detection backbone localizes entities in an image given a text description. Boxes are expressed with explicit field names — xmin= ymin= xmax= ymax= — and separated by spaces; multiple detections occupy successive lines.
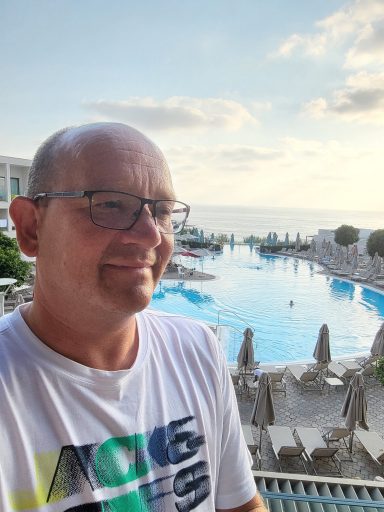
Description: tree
xmin=0 ymin=233 xmax=32 ymax=286
xmin=334 ymin=225 xmax=359 ymax=251
xmin=216 ymin=234 xmax=229 ymax=245
xmin=367 ymin=229 xmax=384 ymax=258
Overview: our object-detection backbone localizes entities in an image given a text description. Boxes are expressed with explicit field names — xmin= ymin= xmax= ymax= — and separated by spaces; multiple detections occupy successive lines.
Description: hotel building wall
xmin=0 ymin=155 xmax=31 ymax=238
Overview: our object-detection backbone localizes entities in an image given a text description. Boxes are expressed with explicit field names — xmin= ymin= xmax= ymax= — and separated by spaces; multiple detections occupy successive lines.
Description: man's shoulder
xmin=140 ymin=308 xmax=213 ymax=335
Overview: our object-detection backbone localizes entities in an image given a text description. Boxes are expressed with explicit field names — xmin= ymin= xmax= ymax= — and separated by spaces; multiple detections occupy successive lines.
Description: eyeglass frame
xmin=33 ymin=190 xmax=191 ymax=234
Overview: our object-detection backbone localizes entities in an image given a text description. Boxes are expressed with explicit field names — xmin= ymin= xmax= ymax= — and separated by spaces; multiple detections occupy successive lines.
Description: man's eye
xmin=157 ymin=207 xmax=172 ymax=216
xmin=98 ymin=201 xmax=120 ymax=209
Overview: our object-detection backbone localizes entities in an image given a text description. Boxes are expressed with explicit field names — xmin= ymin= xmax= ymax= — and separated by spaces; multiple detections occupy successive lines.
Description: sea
xmin=187 ymin=205 xmax=384 ymax=242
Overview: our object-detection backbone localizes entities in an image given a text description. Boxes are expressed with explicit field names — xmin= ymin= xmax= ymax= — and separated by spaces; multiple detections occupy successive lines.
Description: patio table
xmin=323 ymin=377 xmax=344 ymax=393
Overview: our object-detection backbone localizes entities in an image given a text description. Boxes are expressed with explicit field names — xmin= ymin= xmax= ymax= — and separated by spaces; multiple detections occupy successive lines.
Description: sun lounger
xmin=353 ymin=354 xmax=379 ymax=382
xmin=294 ymin=427 xmax=342 ymax=476
xmin=241 ymin=424 xmax=261 ymax=469
xmin=357 ymin=354 xmax=379 ymax=368
xmin=268 ymin=426 xmax=307 ymax=473
xmin=322 ymin=426 xmax=353 ymax=459
xmin=354 ymin=431 xmax=384 ymax=470
xmin=328 ymin=360 xmax=361 ymax=381
xmin=287 ymin=365 xmax=322 ymax=390
xmin=359 ymin=364 xmax=376 ymax=379
xmin=260 ymin=365 xmax=287 ymax=395
xmin=309 ymin=361 xmax=329 ymax=372
xmin=230 ymin=373 xmax=243 ymax=395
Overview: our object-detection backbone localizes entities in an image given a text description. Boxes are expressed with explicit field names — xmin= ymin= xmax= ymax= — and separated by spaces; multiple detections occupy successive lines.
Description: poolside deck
xmin=161 ymin=267 xmax=215 ymax=281
xmin=236 ymin=370 xmax=384 ymax=480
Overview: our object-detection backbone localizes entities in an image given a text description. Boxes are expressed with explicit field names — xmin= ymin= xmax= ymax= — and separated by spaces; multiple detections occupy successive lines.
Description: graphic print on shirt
xmin=9 ymin=415 xmax=211 ymax=512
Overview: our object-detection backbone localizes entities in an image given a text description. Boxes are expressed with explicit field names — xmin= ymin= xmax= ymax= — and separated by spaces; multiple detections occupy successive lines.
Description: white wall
xmin=0 ymin=155 xmax=31 ymax=237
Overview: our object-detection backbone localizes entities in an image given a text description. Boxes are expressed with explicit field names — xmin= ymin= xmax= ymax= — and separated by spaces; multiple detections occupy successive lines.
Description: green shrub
xmin=334 ymin=224 xmax=359 ymax=248
xmin=0 ymin=232 xmax=32 ymax=286
xmin=374 ymin=357 xmax=384 ymax=385
xmin=367 ymin=229 xmax=384 ymax=258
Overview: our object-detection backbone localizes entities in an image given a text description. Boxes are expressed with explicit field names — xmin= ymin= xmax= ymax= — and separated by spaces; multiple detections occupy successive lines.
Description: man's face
xmin=34 ymin=127 xmax=175 ymax=317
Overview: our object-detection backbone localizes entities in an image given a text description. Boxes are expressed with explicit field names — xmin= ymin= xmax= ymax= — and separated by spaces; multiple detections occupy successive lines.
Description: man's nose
xmin=117 ymin=204 xmax=162 ymax=246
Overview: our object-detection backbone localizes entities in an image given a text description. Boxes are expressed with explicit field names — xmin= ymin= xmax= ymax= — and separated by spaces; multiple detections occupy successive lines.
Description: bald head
xmin=26 ymin=123 xmax=171 ymax=198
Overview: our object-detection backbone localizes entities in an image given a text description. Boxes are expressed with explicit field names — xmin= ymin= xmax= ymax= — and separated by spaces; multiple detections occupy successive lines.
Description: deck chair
xmin=268 ymin=426 xmax=307 ymax=473
xmin=328 ymin=361 xmax=361 ymax=381
xmin=309 ymin=361 xmax=329 ymax=372
xmin=358 ymin=364 xmax=376 ymax=381
xmin=287 ymin=365 xmax=322 ymax=391
xmin=230 ymin=373 xmax=242 ymax=395
xmin=322 ymin=427 xmax=353 ymax=460
xmin=357 ymin=354 xmax=379 ymax=368
xmin=260 ymin=365 xmax=287 ymax=395
xmin=295 ymin=427 xmax=342 ymax=476
xmin=241 ymin=424 xmax=261 ymax=469
xmin=354 ymin=431 xmax=384 ymax=469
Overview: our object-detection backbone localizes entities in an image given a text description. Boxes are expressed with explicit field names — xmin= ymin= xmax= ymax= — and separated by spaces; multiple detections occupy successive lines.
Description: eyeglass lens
xmin=90 ymin=191 xmax=188 ymax=233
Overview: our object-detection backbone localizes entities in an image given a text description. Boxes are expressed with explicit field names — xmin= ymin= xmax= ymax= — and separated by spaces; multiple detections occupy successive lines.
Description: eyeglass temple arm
xmin=33 ymin=192 xmax=86 ymax=200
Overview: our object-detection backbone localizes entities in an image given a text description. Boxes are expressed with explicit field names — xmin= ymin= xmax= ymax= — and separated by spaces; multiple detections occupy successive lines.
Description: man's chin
xmin=101 ymin=284 xmax=155 ymax=315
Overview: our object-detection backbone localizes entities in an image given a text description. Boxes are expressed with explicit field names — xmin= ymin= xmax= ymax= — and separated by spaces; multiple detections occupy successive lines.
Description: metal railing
xmin=217 ymin=308 xmax=254 ymax=332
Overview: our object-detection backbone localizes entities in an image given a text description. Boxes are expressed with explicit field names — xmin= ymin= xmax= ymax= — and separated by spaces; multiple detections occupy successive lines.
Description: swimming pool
xmin=150 ymin=245 xmax=384 ymax=363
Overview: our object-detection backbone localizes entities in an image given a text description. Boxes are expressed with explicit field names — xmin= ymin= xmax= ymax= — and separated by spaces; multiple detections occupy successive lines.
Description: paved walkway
xmin=236 ymin=370 xmax=384 ymax=480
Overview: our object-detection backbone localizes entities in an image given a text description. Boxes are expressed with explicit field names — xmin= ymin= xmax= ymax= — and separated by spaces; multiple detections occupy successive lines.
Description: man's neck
xmin=20 ymin=301 xmax=139 ymax=371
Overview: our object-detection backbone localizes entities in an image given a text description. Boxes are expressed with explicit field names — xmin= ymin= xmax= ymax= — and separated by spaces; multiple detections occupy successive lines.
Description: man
xmin=1 ymin=123 xmax=265 ymax=511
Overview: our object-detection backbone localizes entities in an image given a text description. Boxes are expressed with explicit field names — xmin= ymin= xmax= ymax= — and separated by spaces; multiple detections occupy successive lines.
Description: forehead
xmin=56 ymin=126 xmax=174 ymax=198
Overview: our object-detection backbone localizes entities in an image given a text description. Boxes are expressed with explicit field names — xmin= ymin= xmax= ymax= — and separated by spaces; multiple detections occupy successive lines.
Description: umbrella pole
xmin=349 ymin=431 xmax=354 ymax=453
xmin=259 ymin=425 xmax=262 ymax=453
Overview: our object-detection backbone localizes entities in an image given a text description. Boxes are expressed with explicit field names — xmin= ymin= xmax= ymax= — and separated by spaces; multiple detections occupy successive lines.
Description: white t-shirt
xmin=0 ymin=305 xmax=256 ymax=512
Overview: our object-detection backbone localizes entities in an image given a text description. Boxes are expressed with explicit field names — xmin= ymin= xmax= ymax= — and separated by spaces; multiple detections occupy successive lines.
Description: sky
xmin=1 ymin=0 xmax=384 ymax=212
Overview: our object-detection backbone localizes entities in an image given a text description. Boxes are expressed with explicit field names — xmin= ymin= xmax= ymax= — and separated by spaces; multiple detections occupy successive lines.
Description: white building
xmin=314 ymin=228 xmax=374 ymax=255
xmin=0 ymin=155 xmax=31 ymax=238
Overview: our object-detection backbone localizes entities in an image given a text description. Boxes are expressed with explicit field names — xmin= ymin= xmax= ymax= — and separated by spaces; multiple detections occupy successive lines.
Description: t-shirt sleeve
xmin=204 ymin=328 xmax=257 ymax=509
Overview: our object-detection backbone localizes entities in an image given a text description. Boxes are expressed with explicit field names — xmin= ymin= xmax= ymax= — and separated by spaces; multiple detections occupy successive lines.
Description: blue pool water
xmin=149 ymin=245 xmax=384 ymax=363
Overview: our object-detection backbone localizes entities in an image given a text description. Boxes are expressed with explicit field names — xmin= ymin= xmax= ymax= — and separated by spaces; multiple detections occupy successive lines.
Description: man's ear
xmin=9 ymin=197 xmax=40 ymax=257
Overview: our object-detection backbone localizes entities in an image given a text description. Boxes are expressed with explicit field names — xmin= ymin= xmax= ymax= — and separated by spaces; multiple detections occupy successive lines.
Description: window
xmin=11 ymin=177 xmax=20 ymax=197
xmin=0 ymin=177 xmax=5 ymax=201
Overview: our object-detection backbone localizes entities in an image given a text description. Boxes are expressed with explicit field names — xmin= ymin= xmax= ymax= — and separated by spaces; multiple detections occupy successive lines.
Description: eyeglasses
xmin=33 ymin=190 xmax=190 ymax=234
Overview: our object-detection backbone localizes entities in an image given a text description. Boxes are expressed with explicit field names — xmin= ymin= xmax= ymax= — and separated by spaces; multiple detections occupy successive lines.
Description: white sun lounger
xmin=295 ymin=427 xmax=342 ymax=476
xmin=287 ymin=365 xmax=322 ymax=390
xmin=357 ymin=354 xmax=379 ymax=368
xmin=328 ymin=360 xmax=361 ymax=381
xmin=259 ymin=365 xmax=287 ymax=395
xmin=354 ymin=431 xmax=384 ymax=470
xmin=241 ymin=424 xmax=261 ymax=469
xmin=268 ymin=426 xmax=307 ymax=473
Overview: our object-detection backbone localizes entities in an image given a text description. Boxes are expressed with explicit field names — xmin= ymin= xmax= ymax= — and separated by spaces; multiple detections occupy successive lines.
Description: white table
xmin=0 ymin=278 xmax=17 ymax=317
xmin=323 ymin=377 xmax=344 ymax=393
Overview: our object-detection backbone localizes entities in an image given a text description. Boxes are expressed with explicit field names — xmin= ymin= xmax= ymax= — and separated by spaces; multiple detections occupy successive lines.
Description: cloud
xmin=165 ymin=138 xmax=382 ymax=210
xmin=275 ymin=0 xmax=384 ymax=63
xmin=84 ymin=96 xmax=258 ymax=132
xmin=345 ymin=20 xmax=384 ymax=68
xmin=303 ymin=71 xmax=384 ymax=123
xmin=166 ymin=144 xmax=282 ymax=175
xmin=275 ymin=33 xmax=328 ymax=58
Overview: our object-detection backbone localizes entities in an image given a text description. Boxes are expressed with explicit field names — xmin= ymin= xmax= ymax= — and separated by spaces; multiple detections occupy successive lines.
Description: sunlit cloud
xmin=166 ymin=144 xmax=282 ymax=173
xmin=165 ymin=137 xmax=383 ymax=211
xmin=84 ymin=96 xmax=258 ymax=131
xmin=275 ymin=0 xmax=384 ymax=63
xmin=275 ymin=33 xmax=328 ymax=57
xmin=345 ymin=20 xmax=384 ymax=68
xmin=303 ymin=71 xmax=384 ymax=124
